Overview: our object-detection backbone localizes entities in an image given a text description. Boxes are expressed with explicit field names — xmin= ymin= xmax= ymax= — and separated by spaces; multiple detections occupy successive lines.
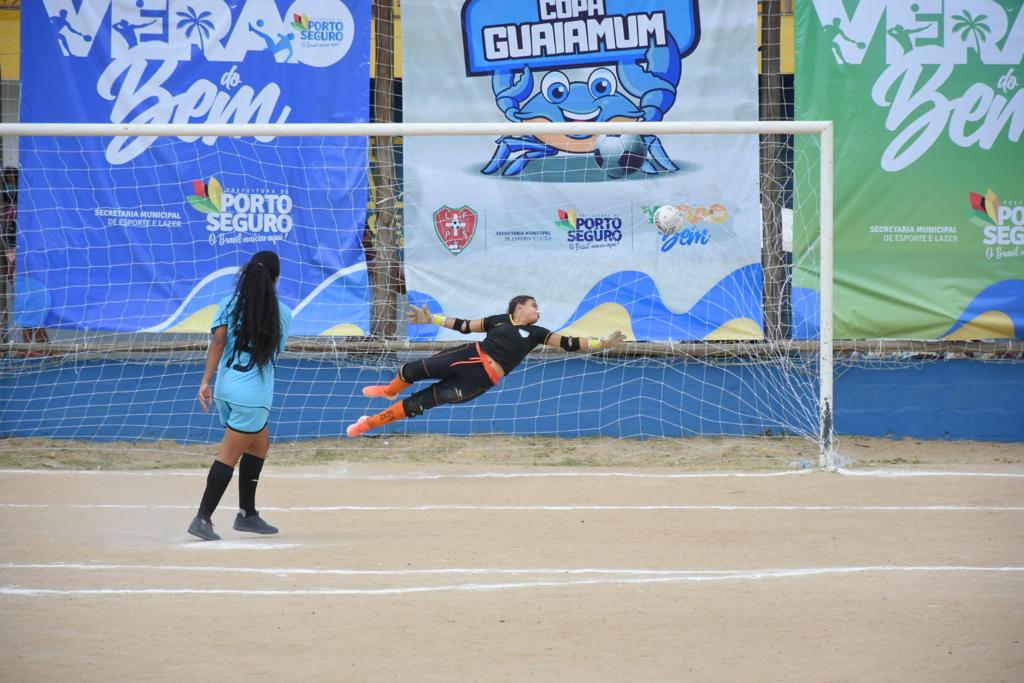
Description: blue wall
xmin=1 ymin=357 xmax=1021 ymax=442
xmin=833 ymin=359 xmax=1023 ymax=441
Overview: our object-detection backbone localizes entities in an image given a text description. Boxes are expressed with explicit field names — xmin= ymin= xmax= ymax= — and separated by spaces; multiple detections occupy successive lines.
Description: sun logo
xmin=188 ymin=177 xmax=223 ymax=214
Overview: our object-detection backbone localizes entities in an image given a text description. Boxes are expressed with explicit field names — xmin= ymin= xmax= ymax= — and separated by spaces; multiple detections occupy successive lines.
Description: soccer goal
xmin=0 ymin=120 xmax=839 ymax=469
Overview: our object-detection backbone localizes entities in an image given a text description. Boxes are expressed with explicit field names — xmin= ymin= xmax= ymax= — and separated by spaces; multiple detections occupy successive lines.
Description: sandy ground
xmin=1 ymin=439 xmax=1023 ymax=681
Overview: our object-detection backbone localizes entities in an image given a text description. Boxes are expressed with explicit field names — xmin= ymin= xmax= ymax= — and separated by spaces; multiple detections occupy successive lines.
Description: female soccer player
xmin=188 ymin=251 xmax=292 ymax=541
xmin=346 ymin=295 xmax=625 ymax=437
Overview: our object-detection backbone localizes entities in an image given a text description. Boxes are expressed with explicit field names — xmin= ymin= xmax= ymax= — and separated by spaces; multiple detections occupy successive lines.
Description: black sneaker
xmin=233 ymin=511 xmax=279 ymax=535
xmin=187 ymin=515 xmax=220 ymax=541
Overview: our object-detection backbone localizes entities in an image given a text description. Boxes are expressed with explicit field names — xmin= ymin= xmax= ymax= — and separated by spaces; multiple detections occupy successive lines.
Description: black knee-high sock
xmin=238 ymin=452 xmax=265 ymax=517
xmin=198 ymin=460 xmax=233 ymax=521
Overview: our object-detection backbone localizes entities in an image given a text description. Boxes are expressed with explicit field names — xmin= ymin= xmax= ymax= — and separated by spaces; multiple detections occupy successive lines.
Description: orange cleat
xmin=346 ymin=416 xmax=371 ymax=438
xmin=362 ymin=385 xmax=398 ymax=400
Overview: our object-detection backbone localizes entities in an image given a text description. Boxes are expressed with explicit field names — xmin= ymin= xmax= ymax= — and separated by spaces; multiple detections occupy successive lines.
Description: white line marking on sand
xmin=0 ymin=563 xmax=738 ymax=576
xmin=836 ymin=468 xmax=1024 ymax=478
xmin=0 ymin=469 xmax=815 ymax=480
xmin=280 ymin=504 xmax=1024 ymax=512
xmin=3 ymin=468 xmax=1024 ymax=480
xmin=177 ymin=542 xmax=302 ymax=550
xmin=337 ymin=471 xmax=815 ymax=481
xmin=2 ymin=503 xmax=1022 ymax=512
xmin=4 ymin=563 xmax=1023 ymax=579
xmin=2 ymin=565 xmax=1022 ymax=597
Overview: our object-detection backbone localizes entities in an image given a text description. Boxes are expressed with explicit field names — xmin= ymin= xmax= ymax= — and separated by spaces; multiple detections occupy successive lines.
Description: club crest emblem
xmin=519 ymin=329 xmax=530 ymax=338
xmin=433 ymin=206 xmax=478 ymax=255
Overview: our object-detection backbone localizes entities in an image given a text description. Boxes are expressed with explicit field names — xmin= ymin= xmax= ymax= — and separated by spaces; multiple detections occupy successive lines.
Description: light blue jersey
xmin=211 ymin=295 xmax=292 ymax=410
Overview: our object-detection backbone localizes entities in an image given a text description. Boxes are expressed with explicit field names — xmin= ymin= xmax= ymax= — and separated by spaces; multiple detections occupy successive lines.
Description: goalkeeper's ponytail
xmin=227 ymin=250 xmax=282 ymax=373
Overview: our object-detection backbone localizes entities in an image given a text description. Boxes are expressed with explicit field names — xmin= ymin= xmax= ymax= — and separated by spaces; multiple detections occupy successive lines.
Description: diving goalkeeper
xmin=346 ymin=295 xmax=626 ymax=437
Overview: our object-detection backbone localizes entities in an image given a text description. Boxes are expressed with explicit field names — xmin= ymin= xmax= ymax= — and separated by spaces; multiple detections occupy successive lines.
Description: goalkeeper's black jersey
xmin=479 ymin=314 xmax=552 ymax=374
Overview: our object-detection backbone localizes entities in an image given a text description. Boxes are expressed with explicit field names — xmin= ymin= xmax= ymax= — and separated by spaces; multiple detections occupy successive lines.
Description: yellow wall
xmin=0 ymin=9 xmax=18 ymax=81
xmin=395 ymin=0 xmax=402 ymax=77
xmin=781 ymin=13 xmax=794 ymax=74
xmin=371 ymin=0 xmax=403 ymax=77
xmin=757 ymin=5 xmax=795 ymax=75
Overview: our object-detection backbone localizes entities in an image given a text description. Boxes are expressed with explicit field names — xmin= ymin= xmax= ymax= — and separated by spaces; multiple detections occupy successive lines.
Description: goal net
xmin=0 ymin=120 xmax=839 ymax=468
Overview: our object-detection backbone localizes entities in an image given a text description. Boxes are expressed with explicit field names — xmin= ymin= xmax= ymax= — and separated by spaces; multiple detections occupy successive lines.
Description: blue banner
xmin=18 ymin=0 xmax=372 ymax=335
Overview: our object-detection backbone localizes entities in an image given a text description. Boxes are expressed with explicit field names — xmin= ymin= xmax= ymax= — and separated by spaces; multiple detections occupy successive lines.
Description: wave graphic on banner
xmin=408 ymin=265 xmax=766 ymax=342
xmin=792 ymin=288 xmax=820 ymax=341
xmin=559 ymin=266 xmax=765 ymax=341
xmin=140 ymin=267 xmax=240 ymax=333
xmin=289 ymin=263 xmax=370 ymax=336
xmin=141 ymin=264 xmax=369 ymax=335
xmin=792 ymin=280 xmax=1024 ymax=341
xmin=942 ymin=280 xmax=1024 ymax=340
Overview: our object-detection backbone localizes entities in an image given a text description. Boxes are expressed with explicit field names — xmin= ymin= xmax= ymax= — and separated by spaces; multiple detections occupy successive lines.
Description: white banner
xmin=403 ymin=0 xmax=762 ymax=341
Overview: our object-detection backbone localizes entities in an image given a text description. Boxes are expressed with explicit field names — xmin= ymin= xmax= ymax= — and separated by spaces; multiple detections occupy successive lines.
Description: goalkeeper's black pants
xmin=399 ymin=343 xmax=498 ymax=417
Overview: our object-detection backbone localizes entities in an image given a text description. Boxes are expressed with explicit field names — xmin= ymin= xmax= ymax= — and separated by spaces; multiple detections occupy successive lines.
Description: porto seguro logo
xmin=188 ymin=177 xmax=294 ymax=247
xmin=290 ymin=10 xmax=347 ymax=46
xmin=462 ymin=0 xmax=700 ymax=179
xmin=555 ymin=208 xmax=623 ymax=250
xmin=970 ymin=189 xmax=1024 ymax=260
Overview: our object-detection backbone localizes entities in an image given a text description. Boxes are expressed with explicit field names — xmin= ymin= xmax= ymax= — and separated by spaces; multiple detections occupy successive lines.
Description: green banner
xmin=795 ymin=0 xmax=1024 ymax=339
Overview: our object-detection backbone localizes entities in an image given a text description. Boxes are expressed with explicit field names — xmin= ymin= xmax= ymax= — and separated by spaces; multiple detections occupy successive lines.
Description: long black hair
xmin=507 ymin=295 xmax=535 ymax=316
xmin=226 ymin=250 xmax=281 ymax=372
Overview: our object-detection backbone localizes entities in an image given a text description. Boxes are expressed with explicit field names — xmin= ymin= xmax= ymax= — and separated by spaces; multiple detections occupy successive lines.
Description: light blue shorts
xmin=215 ymin=399 xmax=270 ymax=434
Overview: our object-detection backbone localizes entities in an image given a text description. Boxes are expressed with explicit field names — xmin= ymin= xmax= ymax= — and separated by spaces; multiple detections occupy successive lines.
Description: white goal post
xmin=0 ymin=120 xmax=835 ymax=469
